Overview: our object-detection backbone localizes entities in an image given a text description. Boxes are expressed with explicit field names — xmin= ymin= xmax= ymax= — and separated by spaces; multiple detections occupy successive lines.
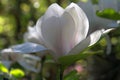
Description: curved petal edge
xmin=68 ymin=29 xmax=106 ymax=55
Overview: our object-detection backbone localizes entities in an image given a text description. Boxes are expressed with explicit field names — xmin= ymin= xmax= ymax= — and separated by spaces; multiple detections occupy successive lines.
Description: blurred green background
xmin=0 ymin=0 xmax=120 ymax=80
xmin=0 ymin=0 xmax=80 ymax=48
xmin=0 ymin=0 xmax=119 ymax=48
xmin=0 ymin=0 xmax=46 ymax=48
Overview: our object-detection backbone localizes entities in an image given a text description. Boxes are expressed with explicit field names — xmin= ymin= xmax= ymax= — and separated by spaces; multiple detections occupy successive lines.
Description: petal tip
xmin=103 ymin=28 xmax=115 ymax=34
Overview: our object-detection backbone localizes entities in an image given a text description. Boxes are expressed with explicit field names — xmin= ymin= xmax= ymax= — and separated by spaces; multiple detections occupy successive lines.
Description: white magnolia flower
xmin=1 ymin=3 xmax=113 ymax=63
xmin=23 ymin=3 xmax=112 ymax=58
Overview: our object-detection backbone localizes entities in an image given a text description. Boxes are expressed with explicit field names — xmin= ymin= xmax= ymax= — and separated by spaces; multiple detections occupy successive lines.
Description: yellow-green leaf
xmin=0 ymin=63 xmax=9 ymax=73
xmin=10 ymin=69 xmax=25 ymax=78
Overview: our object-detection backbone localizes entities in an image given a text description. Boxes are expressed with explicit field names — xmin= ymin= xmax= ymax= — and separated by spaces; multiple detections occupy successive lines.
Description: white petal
xmin=68 ymin=29 xmax=105 ymax=55
xmin=65 ymin=3 xmax=89 ymax=44
xmin=1 ymin=48 xmax=41 ymax=72
xmin=36 ymin=3 xmax=64 ymax=56
xmin=11 ymin=42 xmax=47 ymax=54
xmin=58 ymin=3 xmax=89 ymax=55
xmin=1 ymin=48 xmax=13 ymax=54
xmin=17 ymin=54 xmax=40 ymax=72
xmin=42 ymin=3 xmax=64 ymax=18
xmin=23 ymin=54 xmax=40 ymax=61
xmin=89 ymin=29 xmax=105 ymax=46
xmin=18 ymin=60 xmax=40 ymax=72
xmin=103 ymin=28 xmax=114 ymax=34
xmin=1 ymin=48 xmax=14 ymax=61
xmin=24 ymin=26 xmax=44 ymax=45
xmin=1 ymin=49 xmax=23 ymax=62
xmin=60 ymin=10 xmax=76 ymax=55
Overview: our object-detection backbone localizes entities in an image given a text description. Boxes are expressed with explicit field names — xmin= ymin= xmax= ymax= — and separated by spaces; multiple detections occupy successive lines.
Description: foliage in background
xmin=0 ymin=0 xmax=120 ymax=80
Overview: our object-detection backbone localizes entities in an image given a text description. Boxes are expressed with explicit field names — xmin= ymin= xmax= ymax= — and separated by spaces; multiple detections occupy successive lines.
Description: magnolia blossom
xmin=23 ymin=3 xmax=112 ymax=58
xmin=1 ymin=3 xmax=112 ymax=62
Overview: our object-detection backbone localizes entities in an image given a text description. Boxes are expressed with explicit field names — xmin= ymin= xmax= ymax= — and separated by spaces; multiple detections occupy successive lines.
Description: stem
xmin=105 ymin=34 xmax=112 ymax=55
xmin=40 ymin=56 xmax=46 ymax=80
xmin=57 ymin=64 xmax=64 ymax=80
xmin=0 ymin=75 xmax=4 ymax=80
xmin=3 ymin=78 xmax=9 ymax=80
xmin=36 ymin=56 xmax=46 ymax=80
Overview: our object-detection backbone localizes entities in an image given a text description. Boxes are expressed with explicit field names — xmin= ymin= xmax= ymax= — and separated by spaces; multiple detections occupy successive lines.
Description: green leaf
xmin=69 ymin=0 xmax=79 ymax=3
xmin=0 ymin=76 xmax=4 ymax=80
xmin=58 ymin=48 xmax=103 ymax=69
xmin=91 ymin=0 xmax=98 ymax=4
xmin=58 ymin=52 xmax=91 ymax=68
xmin=64 ymin=70 xmax=80 ymax=80
xmin=96 ymin=8 xmax=120 ymax=20
xmin=0 ymin=63 xmax=9 ymax=73
xmin=10 ymin=69 xmax=25 ymax=78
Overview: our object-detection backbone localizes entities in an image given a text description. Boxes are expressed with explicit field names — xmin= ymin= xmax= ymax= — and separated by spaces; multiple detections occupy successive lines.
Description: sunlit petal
xmin=102 ymin=28 xmax=114 ymax=34
xmin=36 ymin=3 xmax=64 ymax=56
xmin=65 ymin=3 xmax=89 ymax=42
xmin=68 ymin=29 xmax=105 ymax=55
xmin=61 ymin=3 xmax=89 ymax=55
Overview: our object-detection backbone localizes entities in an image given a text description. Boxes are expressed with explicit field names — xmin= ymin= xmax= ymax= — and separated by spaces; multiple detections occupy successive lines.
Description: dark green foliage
xmin=96 ymin=8 xmax=120 ymax=20
xmin=64 ymin=70 xmax=80 ymax=80
xmin=91 ymin=0 xmax=98 ymax=4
